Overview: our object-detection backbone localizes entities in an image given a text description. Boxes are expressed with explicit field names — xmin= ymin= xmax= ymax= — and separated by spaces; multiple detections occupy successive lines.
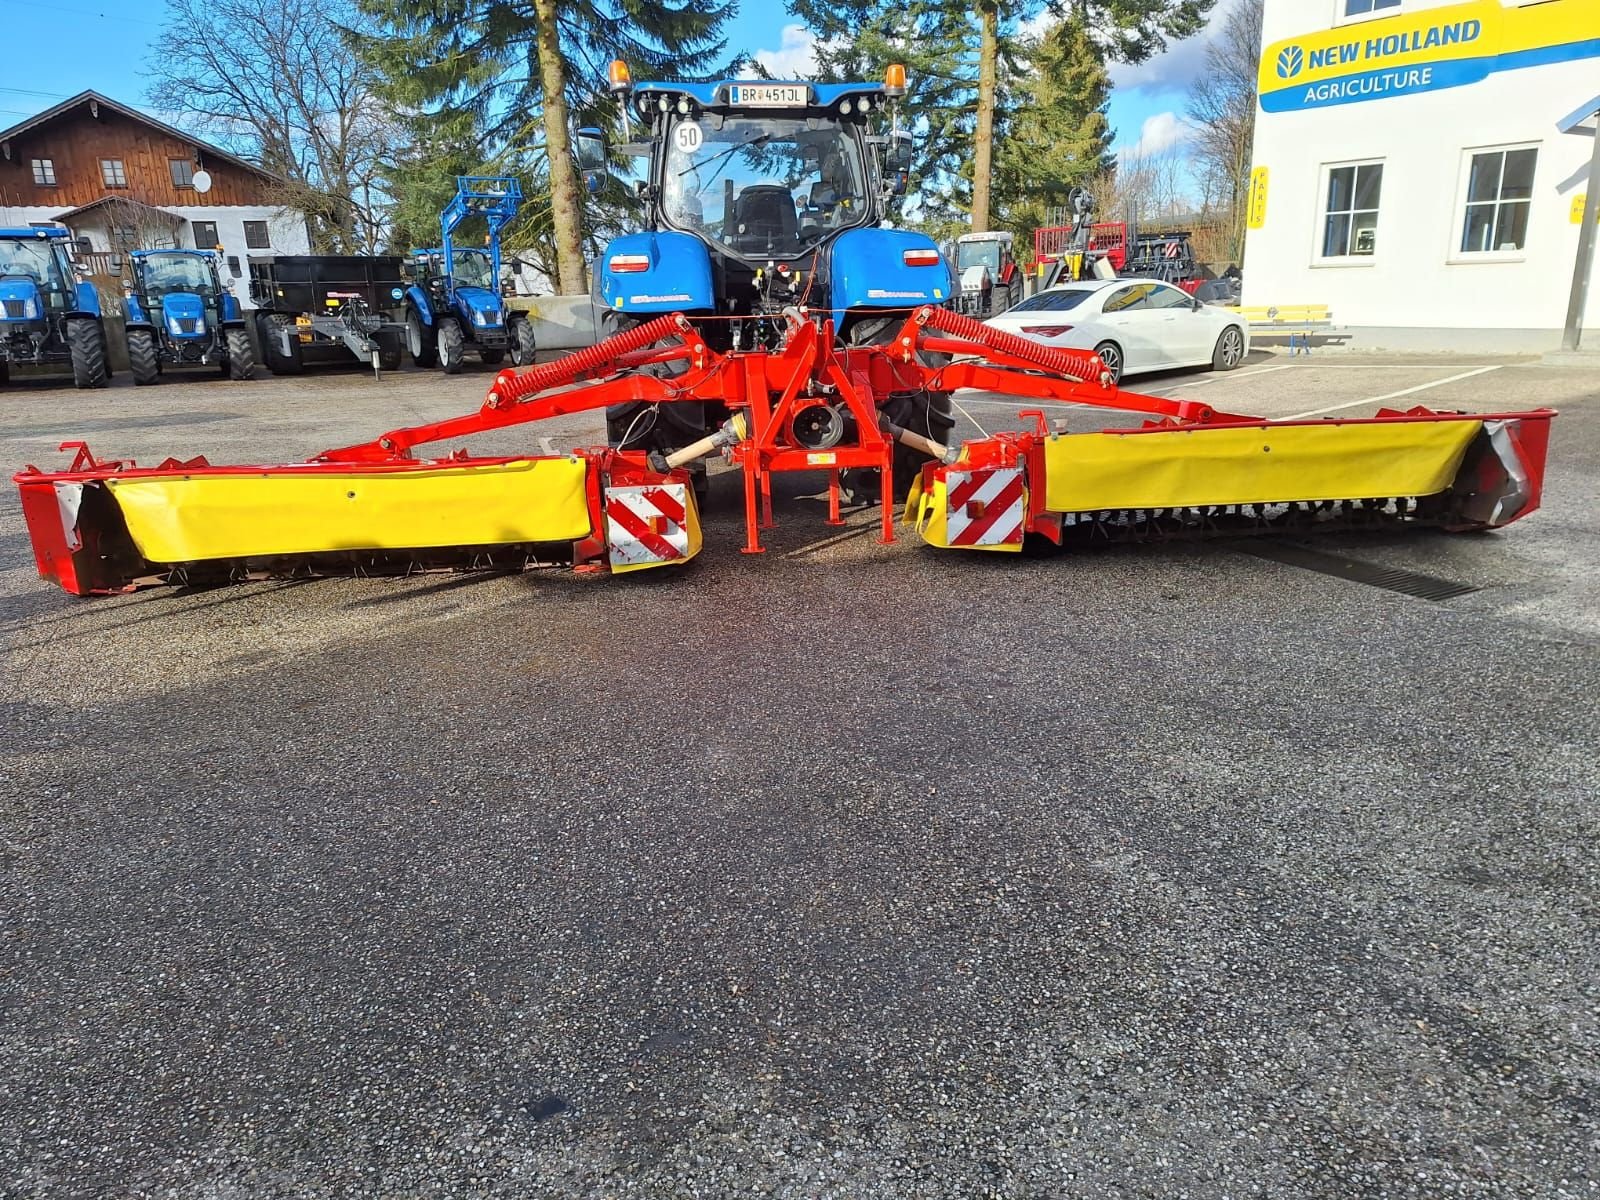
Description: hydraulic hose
xmin=486 ymin=312 xmax=688 ymax=408
xmin=918 ymin=306 xmax=1108 ymax=384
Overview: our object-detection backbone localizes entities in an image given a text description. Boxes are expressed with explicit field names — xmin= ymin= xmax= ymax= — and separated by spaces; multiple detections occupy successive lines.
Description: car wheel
xmin=1092 ymin=340 xmax=1123 ymax=385
xmin=1212 ymin=325 xmax=1245 ymax=371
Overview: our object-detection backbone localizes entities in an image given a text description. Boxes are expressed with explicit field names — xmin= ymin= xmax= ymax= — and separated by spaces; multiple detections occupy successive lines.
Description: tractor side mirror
xmin=108 ymin=254 xmax=123 ymax=273
xmin=576 ymin=126 xmax=609 ymax=194
xmin=885 ymin=131 xmax=912 ymax=196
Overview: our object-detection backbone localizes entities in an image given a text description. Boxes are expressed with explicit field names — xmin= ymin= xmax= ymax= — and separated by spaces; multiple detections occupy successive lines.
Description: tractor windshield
xmin=141 ymin=254 xmax=216 ymax=300
xmin=0 ymin=239 xmax=65 ymax=290
xmin=957 ymin=241 xmax=1003 ymax=271
xmin=451 ymin=249 xmax=493 ymax=289
xmin=662 ymin=114 xmax=868 ymax=260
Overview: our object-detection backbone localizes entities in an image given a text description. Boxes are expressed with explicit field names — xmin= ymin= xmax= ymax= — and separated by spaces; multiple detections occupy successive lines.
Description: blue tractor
xmin=0 ymin=227 xmax=110 ymax=390
xmin=403 ymin=177 xmax=535 ymax=374
xmin=123 ymin=249 xmax=254 ymax=384
xmin=575 ymin=62 xmax=954 ymax=493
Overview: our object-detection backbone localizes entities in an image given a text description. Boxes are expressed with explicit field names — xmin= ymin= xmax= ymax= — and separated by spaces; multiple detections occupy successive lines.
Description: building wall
xmin=1243 ymin=0 xmax=1600 ymax=335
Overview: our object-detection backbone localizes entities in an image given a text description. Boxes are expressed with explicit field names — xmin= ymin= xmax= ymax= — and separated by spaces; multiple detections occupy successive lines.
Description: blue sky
xmin=0 ymin=0 xmax=1228 ymax=163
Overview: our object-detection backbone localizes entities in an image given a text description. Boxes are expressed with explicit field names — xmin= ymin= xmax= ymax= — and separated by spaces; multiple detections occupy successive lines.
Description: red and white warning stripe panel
xmin=604 ymin=483 xmax=693 ymax=568
xmin=944 ymin=467 xmax=1025 ymax=548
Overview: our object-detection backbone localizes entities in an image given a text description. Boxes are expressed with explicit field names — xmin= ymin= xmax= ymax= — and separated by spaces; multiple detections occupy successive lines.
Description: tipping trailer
xmin=6 ymin=64 xmax=1559 ymax=597
xmin=0 ymin=227 xmax=110 ymax=389
xmin=250 ymin=255 xmax=407 ymax=377
xmin=123 ymin=249 xmax=254 ymax=384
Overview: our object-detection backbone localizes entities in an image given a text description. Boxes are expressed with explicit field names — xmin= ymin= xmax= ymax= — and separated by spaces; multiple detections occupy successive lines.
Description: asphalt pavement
xmin=1 ymin=350 xmax=1597 ymax=1198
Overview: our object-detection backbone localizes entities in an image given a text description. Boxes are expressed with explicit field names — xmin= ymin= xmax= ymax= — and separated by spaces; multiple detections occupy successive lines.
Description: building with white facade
xmin=1243 ymin=0 xmax=1600 ymax=349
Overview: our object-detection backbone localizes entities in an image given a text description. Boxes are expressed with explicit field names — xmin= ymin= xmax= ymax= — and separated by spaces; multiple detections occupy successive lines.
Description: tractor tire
xmin=67 ymin=317 xmax=109 ymax=389
xmin=437 ymin=317 xmax=465 ymax=374
xmin=127 ymin=327 xmax=161 ymax=386
xmin=257 ymin=313 xmax=303 ymax=375
xmin=510 ymin=316 xmax=537 ymax=366
xmin=1211 ymin=324 xmax=1245 ymax=372
xmin=601 ymin=313 xmax=708 ymax=501
xmin=0 ymin=360 xmax=9 ymax=388
xmin=225 ymin=326 xmax=255 ymax=380
xmin=841 ymin=313 xmax=955 ymax=503
xmin=479 ymin=348 xmax=505 ymax=365
xmin=407 ymin=308 xmax=438 ymax=368
xmin=1092 ymin=339 xmax=1124 ymax=386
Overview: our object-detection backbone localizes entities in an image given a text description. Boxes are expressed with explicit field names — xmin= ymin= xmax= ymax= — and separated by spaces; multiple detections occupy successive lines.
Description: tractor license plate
xmin=729 ymin=84 xmax=809 ymax=107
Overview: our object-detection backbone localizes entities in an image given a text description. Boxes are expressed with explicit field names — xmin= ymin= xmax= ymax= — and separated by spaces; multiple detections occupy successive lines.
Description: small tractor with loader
xmin=123 ymin=249 xmax=254 ymax=384
xmin=0 ymin=226 xmax=110 ymax=390
xmin=954 ymin=231 xmax=1021 ymax=318
xmin=7 ymin=63 xmax=1559 ymax=597
xmin=403 ymin=177 xmax=536 ymax=374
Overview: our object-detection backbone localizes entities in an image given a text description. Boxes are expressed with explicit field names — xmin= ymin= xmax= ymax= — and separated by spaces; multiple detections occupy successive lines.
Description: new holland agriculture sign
xmin=1258 ymin=0 xmax=1600 ymax=114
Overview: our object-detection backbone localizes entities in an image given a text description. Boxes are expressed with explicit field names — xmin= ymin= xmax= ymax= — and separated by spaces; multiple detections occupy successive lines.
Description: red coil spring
xmin=487 ymin=312 xmax=688 ymax=407
xmin=920 ymin=306 xmax=1107 ymax=383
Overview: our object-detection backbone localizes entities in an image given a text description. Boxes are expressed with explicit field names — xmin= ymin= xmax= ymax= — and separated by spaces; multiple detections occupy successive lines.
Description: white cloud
xmin=1109 ymin=0 xmax=1243 ymax=96
xmin=1121 ymin=110 xmax=1192 ymax=159
xmin=745 ymin=24 xmax=820 ymax=79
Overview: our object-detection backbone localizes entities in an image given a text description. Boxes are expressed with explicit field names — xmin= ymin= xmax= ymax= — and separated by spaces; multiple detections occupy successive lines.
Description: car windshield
xmin=1007 ymin=288 xmax=1098 ymax=314
xmin=0 ymin=238 xmax=65 ymax=289
xmin=662 ymin=114 xmax=868 ymax=260
xmin=451 ymin=249 xmax=493 ymax=289
xmin=957 ymin=242 xmax=1003 ymax=271
xmin=141 ymin=254 xmax=215 ymax=299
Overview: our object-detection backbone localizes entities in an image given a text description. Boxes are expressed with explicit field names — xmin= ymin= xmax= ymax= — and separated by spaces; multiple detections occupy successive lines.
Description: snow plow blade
xmin=910 ymin=406 xmax=1554 ymax=552
xmin=15 ymin=443 xmax=700 ymax=595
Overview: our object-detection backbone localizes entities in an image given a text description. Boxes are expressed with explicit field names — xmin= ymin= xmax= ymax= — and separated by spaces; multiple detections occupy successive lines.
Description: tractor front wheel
xmin=437 ymin=318 xmax=465 ymax=374
xmin=67 ymin=318 xmax=109 ymax=389
xmin=510 ymin=317 xmax=536 ymax=366
xmin=126 ymin=327 xmax=160 ymax=386
xmin=225 ymin=327 xmax=255 ymax=380
xmin=407 ymin=308 xmax=438 ymax=368
xmin=0 ymin=360 xmax=9 ymax=388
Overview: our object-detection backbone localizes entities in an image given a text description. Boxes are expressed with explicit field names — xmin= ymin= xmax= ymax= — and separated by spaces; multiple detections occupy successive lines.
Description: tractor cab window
xmin=450 ymin=249 xmax=494 ymax=289
xmin=957 ymin=241 xmax=1004 ymax=272
xmin=663 ymin=114 xmax=867 ymax=259
xmin=140 ymin=254 xmax=217 ymax=300
xmin=0 ymin=239 xmax=63 ymax=290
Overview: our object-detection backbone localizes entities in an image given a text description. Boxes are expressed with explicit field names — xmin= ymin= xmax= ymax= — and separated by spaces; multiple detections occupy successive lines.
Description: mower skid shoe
xmin=14 ymin=448 xmax=701 ymax=596
xmin=915 ymin=406 xmax=1556 ymax=551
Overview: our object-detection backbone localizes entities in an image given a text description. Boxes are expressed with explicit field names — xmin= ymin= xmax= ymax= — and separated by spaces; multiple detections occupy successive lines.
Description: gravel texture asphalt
xmin=1 ymin=351 xmax=1597 ymax=1198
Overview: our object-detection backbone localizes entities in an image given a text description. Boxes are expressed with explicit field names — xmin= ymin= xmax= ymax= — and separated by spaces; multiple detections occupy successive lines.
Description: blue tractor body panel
xmin=0 ymin=277 xmax=43 ymax=322
xmin=72 ymin=281 xmax=102 ymax=317
xmin=452 ymin=283 xmax=505 ymax=330
xmin=828 ymin=227 xmax=948 ymax=317
xmin=600 ymin=232 xmax=715 ymax=316
xmin=159 ymin=291 xmax=209 ymax=339
xmin=124 ymin=291 xmax=151 ymax=327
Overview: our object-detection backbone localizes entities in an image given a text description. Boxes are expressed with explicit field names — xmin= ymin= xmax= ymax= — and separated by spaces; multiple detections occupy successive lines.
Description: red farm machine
xmin=12 ymin=65 xmax=1558 ymax=597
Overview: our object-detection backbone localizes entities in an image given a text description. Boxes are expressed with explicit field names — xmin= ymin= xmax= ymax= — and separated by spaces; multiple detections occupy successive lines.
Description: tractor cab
xmin=0 ymin=226 xmax=109 ymax=388
xmin=123 ymin=249 xmax=253 ymax=383
xmin=577 ymin=63 xmax=943 ymax=353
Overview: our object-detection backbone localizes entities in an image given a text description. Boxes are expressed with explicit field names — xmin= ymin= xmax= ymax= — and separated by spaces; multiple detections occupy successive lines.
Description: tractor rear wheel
xmin=510 ymin=317 xmax=537 ymax=366
xmin=127 ymin=327 xmax=161 ymax=386
xmin=0 ymin=360 xmax=9 ymax=388
xmin=601 ymin=313 xmax=708 ymax=501
xmin=842 ymin=313 xmax=955 ymax=502
xmin=225 ymin=327 xmax=255 ymax=380
xmin=407 ymin=308 xmax=438 ymax=368
xmin=67 ymin=318 xmax=109 ymax=389
xmin=257 ymin=313 xmax=303 ymax=375
xmin=437 ymin=318 xmax=465 ymax=374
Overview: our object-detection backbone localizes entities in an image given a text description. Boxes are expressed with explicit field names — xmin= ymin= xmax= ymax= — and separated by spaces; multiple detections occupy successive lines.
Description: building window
xmin=1320 ymin=161 xmax=1383 ymax=259
xmin=191 ymin=220 xmax=220 ymax=250
xmin=169 ymin=158 xmax=196 ymax=189
xmin=1344 ymin=0 xmax=1401 ymax=14
xmin=100 ymin=159 xmax=127 ymax=188
xmin=31 ymin=158 xmax=56 ymax=186
xmin=243 ymin=221 xmax=271 ymax=250
xmin=1460 ymin=146 xmax=1537 ymax=255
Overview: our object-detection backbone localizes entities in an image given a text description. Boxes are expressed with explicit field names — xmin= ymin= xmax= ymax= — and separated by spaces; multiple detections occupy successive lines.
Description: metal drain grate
xmin=1240 ymin=542 xmax=1480 ymax=601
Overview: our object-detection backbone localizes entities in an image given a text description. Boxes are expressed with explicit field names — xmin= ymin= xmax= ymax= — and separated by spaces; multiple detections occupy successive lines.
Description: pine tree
xmin=358 ymin=0 xmax=732 ymax=293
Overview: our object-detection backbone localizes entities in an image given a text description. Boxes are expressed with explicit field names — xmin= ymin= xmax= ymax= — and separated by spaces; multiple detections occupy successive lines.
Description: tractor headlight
xmin=167 ymin=316 xmax=185 ymax=334
xmin=23 ymin=298 xmax=39 ymax=319
xmin=473 ymin=309 xmax=487 ymax=326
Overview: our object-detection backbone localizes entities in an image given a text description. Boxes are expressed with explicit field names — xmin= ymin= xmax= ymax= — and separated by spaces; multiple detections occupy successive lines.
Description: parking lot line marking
xmin=950 ymin=394 xmax=990 ymax=436
xmin=1229 ymin=364 xmax=1295 ymax=380
xmin=538 ymin=436 xmax=558 ymax=455
xmin=1285 ymin=366 xmax=1502 ymax=419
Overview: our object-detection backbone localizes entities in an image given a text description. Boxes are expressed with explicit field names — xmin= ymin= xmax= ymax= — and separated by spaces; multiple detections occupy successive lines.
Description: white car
xmin=983 ymin=278 xmax=1249 ymax=384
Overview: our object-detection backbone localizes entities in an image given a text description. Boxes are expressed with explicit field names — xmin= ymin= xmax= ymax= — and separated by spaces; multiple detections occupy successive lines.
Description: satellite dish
xmin=192 ymin=170 xmax=213 ymax=194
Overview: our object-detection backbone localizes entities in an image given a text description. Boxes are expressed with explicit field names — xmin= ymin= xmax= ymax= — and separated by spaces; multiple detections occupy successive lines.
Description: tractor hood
xmin=158 ymin=292 xmax=208 ymax=337
xmin=456 ymin=285 xmax=504 ymax=329
xmin=0 ymin=276 xmax=43 ymax=323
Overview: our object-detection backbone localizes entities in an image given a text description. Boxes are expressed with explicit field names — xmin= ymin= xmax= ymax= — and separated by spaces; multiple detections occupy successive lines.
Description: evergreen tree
xmin=357 ymin=0 xmax=733 ymax=293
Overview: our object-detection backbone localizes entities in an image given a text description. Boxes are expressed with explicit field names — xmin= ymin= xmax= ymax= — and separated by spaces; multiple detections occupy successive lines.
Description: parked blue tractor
xmin=404 ymin=177 xmax=536 ymax=374
xmin=0 ymin=227 xmax=110 ymax=389
xmin=575 ymin=63 xmax=954 ymax=493
xmin=123 ymin=249 xmax=254 ymax=384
